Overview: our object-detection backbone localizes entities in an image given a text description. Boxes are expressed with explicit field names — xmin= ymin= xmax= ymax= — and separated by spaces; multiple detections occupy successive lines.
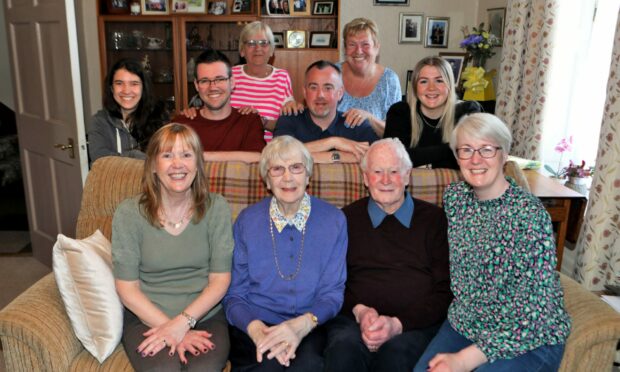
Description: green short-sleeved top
xmin=112 ymin=194 xmax=234 ymax=322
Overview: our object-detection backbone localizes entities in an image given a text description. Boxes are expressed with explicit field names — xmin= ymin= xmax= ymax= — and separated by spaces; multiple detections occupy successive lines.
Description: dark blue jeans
xmin=413 ymin=320 xmax=565 ymax=372
xmin=324 ymin=314 xmax=441 ymax=372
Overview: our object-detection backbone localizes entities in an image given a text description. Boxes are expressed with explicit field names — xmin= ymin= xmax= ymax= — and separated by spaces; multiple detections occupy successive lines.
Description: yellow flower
xmin=483 ymin=44 xmax=489 ymax=49
xmin=482 ymin=32 xmax=489 ymax=38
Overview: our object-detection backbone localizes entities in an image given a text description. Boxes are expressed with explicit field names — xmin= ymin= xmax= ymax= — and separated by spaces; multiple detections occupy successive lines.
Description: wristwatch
xmin=181 ymin=311 xmax=197 ymax=329
xmin=331 ymin=151 xmax=341 ymax=163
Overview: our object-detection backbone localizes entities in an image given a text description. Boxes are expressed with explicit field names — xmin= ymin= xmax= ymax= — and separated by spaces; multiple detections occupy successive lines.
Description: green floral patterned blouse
xmin=443 ymin=177 xmax=571 ymax=361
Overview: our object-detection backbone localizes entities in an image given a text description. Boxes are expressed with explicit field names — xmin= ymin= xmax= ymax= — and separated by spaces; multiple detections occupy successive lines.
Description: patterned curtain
xmin=573 ymin=11 xmax=620 ymax=290
xmin=495 ymin=0 xmax=558 ymax=159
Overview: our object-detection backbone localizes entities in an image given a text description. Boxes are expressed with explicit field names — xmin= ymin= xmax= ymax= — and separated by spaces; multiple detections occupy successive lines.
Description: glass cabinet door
xmin=104 ymin=20 xmax=177 ymax=112
xmin=183 ymin=21 xmax=245 ymax=106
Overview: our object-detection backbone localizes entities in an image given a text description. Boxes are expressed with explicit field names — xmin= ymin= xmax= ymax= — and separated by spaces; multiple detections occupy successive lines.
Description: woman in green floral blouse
xmin=414 ymin=113 xmax=571 ymax=372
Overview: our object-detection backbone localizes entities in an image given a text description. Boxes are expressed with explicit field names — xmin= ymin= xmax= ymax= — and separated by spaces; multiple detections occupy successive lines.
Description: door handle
xmin=54 ymin=138 xmax=75 ymax=159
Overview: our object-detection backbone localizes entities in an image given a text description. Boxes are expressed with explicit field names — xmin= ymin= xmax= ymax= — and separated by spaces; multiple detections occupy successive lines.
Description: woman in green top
xmin=414 ymin=113 xmax=570 ymax=372
xmin=112 ymin=123 xmax=234 ymax=371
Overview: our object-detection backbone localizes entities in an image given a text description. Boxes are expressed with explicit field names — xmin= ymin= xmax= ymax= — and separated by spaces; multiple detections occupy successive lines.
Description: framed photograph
xmin=425 ymin=17 xmax=449 ymax=48
xmin=107 ymin=0 xmax=130 ymax=14
xmin=487 ymin=7 xmax=506 ymax=45
xmin=290 ymin=0 xmax=310 ymax=16
xmin=312 ymin=1 xmax=334 ymax=15
xmin=373 ymin=0 xmax=409 ymax=5
xmin=207 ymin=0 xmax=227 ymax=15
xmin=399 ymin=13 xmax=423 ymax=44
xmin=265 ymin=0 xmax=290 ymax=15
xmin=273 ymin=32 xmax=285 ymax=48
xmin=438 ymin=52 xmax=468 ymax=83
xmin=141 ymin=0 xmax=169 ymax=14
xmin=232 ymin=0 xmax=253 ymax=13
xmin=405 ymin=69 xmax=414 ymax=98
xmin=285 ymin=30 xmax=306 ymax=48
xmin=309 ymin=32 xmax=333 ymax=48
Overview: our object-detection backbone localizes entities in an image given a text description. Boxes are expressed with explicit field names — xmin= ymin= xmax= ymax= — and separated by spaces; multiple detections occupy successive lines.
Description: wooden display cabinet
xmin=97 ymin=0 xmax=340 ymax=113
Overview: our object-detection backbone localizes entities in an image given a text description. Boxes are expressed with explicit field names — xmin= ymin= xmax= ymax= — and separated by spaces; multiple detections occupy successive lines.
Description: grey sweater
xmin=87 ymin=109 xmax=145 ymax=164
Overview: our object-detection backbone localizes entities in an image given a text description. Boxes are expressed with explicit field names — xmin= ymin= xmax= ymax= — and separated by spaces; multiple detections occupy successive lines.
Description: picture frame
xmin=424 ymin=17 xmax=449 ymax=48
xmin=399 ymin=13 xmax=423 ymax=44
xmin=373 ymin=0 xmax=409 ymax=5
xmin=487 ymin=7 xmax=506 ymax=45
xmin=285 ymin=30 xmax=306 ymax=48
xmin=207 ymin=0 xmax=227 ymax=15
xmin=312 ymin=1 xmax=334 ymax=15
xmin=107 ymin=0 xmax=130 ymax=14
xmin=438 ymin=52 xmax=468 ymax=84
xmin=141 ymin=0 xmax=169 ymax=14
xmin=232 ymin=0 xmax=253 ymax=13
xmin=273 ymin=32 xmax=285 ymax=48
xmin=265 ymin=0 xmax=290 ymax=15
xmin=290 ymin=0 xmax=310 ymax=16
xmin=309 ymin=32 xmax=333 ymax=48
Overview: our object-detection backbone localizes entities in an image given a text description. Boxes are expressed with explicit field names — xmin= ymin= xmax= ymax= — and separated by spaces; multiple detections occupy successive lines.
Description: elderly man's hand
xmin=353 ymin=304 xmax=402 ymax=352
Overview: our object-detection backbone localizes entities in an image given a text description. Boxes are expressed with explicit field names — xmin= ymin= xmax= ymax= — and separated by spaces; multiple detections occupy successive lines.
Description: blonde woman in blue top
xmin=414 ymin=113 xmax=570 ymax=372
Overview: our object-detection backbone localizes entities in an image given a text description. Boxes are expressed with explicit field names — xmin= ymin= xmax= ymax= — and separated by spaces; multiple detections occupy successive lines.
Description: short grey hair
xmin=360 ymin=137 xmax=412 ymax=174
xmin=239 ymin=21 xmax=275 ymax=55
xmin=450 ymin=113 xmax=512 ymax=155
xmin=259 ymin=136 xmax=313 ymax=181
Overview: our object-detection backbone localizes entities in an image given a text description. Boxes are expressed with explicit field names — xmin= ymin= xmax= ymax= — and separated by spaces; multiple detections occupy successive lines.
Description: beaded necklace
xmin=269 ymin=219 xmax=305 ymax=281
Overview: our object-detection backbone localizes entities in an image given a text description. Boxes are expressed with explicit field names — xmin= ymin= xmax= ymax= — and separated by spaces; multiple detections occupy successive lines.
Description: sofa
xmin=1 ymin=156 xmax=620 ymax=371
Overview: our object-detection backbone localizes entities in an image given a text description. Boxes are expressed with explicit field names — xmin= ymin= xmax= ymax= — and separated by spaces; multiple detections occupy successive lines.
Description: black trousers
xmin=122 ymin=308 xmax=229 ymax=372
xmin=228 ymin=323 xmax=326 ymax=372
xmin=323 ymin=314 xmax=441 ymax=372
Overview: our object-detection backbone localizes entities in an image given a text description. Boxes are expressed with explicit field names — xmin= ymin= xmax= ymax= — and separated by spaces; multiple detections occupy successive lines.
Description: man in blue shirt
xmin=274 ymin=60 xmax=379 ymax=163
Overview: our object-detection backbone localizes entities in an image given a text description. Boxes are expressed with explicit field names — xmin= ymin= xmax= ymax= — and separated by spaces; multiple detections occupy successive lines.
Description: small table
xmin=524 ymin=170 xmax=587 ymax=270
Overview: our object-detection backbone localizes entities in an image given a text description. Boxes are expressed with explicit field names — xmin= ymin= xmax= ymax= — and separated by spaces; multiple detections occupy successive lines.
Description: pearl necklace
xmin=269 ymin=219 xmax=305 ymax=281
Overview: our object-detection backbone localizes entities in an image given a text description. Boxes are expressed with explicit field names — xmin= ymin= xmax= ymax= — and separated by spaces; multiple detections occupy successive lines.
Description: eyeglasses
xmin=455 ymin=146 xmax=503 ymax=160
xmin=268 ymin=163 xmax=306 ymax=177
xmin=244 ymin=40 xmax=270 ymax=48
xmin=196 ymin=77 xmax=230 ymax=87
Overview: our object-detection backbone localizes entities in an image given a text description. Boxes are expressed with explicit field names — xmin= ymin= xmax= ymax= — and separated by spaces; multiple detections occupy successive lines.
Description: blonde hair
xmin=238 ymin=21 xmax=275 ymax=56
xmin=140 ymin=123 xmax=210 ymax=227
xmin=407 ymin=56 xmax=457 ymax=147
xmin=343 ymin=18 xmax=379 ymax=46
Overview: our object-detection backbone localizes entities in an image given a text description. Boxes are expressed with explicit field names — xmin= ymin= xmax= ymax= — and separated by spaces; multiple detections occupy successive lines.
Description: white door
xmin=4 ymin=0 xmax=88 ymax=266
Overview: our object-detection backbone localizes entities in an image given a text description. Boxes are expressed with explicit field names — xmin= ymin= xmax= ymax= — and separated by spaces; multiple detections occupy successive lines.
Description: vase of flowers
xmin=460 ymin=23 xmax=500 ymax=69
xmin=564 ymin=160 xmax=594 ymax=195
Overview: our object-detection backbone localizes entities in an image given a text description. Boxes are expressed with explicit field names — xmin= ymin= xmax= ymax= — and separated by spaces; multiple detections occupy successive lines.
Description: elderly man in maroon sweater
xmin=323 ymin=138 xmax=452 ymax=372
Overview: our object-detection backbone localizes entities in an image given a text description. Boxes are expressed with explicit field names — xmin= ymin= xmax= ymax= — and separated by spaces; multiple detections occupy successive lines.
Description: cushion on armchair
xmin=53 ymin=229 xmax=123 ymax=363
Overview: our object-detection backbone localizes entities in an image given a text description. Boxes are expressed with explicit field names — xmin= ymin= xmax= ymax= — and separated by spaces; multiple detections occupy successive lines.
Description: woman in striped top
xmin=232 ymin=21 xmax=303 ymax=141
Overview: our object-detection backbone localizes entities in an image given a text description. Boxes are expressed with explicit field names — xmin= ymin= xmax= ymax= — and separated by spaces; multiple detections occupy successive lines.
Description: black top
xmin=384 ymin=100 xmax=482 ymax=169
xmin=341 ymin=197 xmax=452 ymax=331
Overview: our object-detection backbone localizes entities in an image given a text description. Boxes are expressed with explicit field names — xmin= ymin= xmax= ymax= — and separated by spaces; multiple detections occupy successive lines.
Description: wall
xmin=340 ymin=0 xmax=480 ymax=92
xmin=477 ymin=0 xmax=508 ymax=86
xmin=0 ymin=0 xmax=15 ymax=109
xmin=78 ymin=1 xmax=509 ymax=113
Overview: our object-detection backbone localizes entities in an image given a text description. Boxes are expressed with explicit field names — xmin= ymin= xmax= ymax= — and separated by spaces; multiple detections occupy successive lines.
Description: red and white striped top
xmin=231 ymin=65 xmax=294 ymax=141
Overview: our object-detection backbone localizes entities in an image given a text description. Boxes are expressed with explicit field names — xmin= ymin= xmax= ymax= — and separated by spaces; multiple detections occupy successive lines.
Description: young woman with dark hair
xmin=88 ymin=58 xmax=169 ymax=163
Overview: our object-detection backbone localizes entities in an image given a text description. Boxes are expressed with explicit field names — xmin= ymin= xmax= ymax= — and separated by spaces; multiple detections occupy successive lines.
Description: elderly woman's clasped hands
xmin=248 ymin=313 xmax=316 ymax=366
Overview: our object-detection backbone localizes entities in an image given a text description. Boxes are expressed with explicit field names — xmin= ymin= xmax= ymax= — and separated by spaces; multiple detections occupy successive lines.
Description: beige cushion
xmin=52 ymin=230 xmax=123 ymax=363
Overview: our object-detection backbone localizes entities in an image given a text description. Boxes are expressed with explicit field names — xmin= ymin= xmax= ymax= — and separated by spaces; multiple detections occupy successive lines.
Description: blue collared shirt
xmin=367 ymin=192 xmax=414 ymax=228
xmin=274 ymin=110 xmax=379 ymax=144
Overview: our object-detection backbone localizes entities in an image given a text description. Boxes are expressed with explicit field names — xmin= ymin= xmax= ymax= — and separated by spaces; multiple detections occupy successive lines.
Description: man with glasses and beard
xmin=174 ymin=49 xmax=265 ymax=163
